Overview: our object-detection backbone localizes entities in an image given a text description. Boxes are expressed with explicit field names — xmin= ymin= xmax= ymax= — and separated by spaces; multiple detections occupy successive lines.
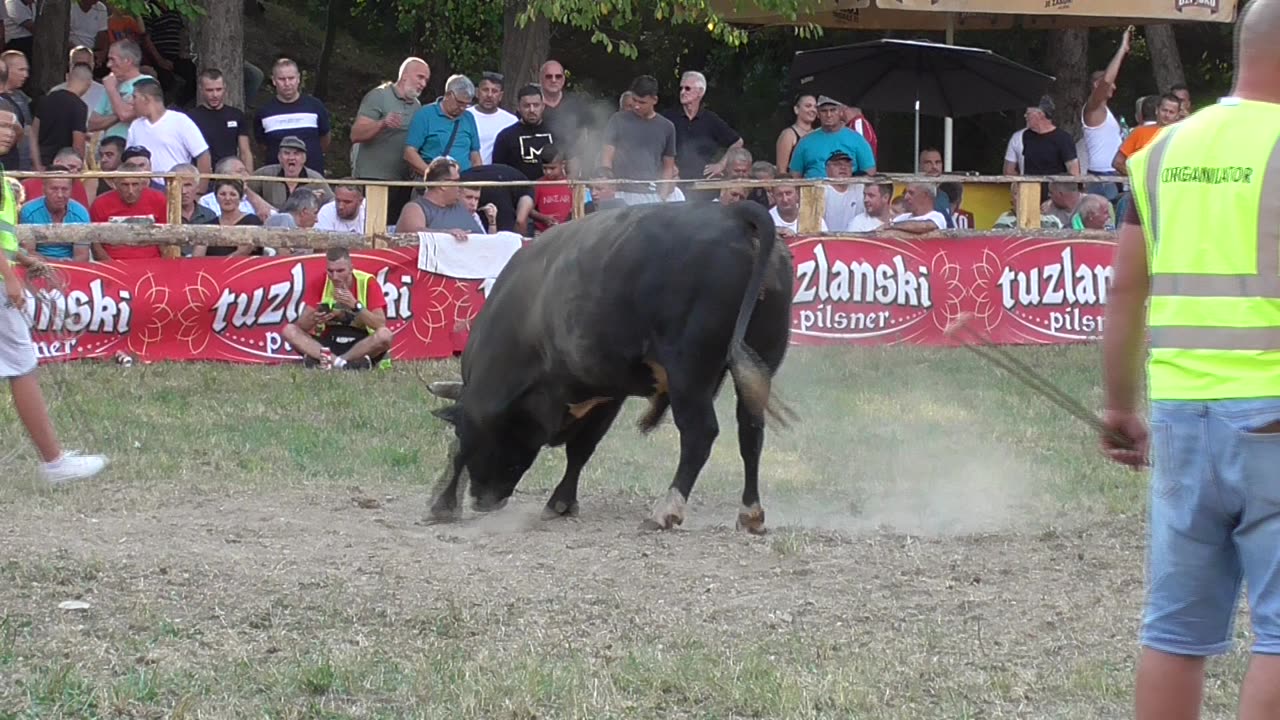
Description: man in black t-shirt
xmin=32 ymin=64 xmax=91 ymax=169
xmin=492 ymin=84 xmax=557 ymax=182
xmin=185 ymin=68 xmax=253 ymax=169
xmin=1019 ymin=96 xmax=1081 ymax=201
xmin=457 ymin=163 xmax=533 ymax=234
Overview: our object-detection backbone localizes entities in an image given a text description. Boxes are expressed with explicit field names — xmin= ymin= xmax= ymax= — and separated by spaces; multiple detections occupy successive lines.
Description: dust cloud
xmin=761 ymin=385 xmax=1054 ymax=539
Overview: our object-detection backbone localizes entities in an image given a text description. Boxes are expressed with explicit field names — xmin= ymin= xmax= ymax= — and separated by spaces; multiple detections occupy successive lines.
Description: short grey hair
xmin=680 ymin=71 xmax=707 ymax=91
xmin=1077 ymin=193 xmax=1111 ymax=218
xmin=909 ymin=182 xmax=937 ymax=199
xmin=619 ymin=90 xmax=634 ymax=110
xmin=282 ymin=187 xmax=321 ymax=214
xmin=398 ymin=56 xmax=427 ymax=79
xmin=111 ymin=39 xmax=142 ymax=65
xmin=445 ymin=74 xmax=475 ymax=101
xmin=170 ymin=162 xmax=199 ymax=177
xmin=724 ymin=147 xmax=752 ymax=167
xmin=215 ymin=156 xmax=246 ymax=174
xmin=53 ymin=147 xmax=82 ymax=164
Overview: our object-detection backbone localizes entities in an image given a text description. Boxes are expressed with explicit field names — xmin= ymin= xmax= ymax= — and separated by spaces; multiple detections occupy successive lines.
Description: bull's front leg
xmin=427 ymin=439 xmax=467 ymax=523
xmin=543 ymin=399 xmax=624 ymax=519
xmin=643 ymin=389 xmax=719 ymax=531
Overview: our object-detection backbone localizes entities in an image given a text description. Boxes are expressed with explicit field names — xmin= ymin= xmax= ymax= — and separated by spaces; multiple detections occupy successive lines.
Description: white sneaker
xmin=40 ymin=453 xmax=108 ymax=487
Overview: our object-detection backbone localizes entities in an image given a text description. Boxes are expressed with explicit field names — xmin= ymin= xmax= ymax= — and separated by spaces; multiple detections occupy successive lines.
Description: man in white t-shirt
xmin=769 ymin=184 xmax=827 ymax=236
xmin=69 ymin=0 xmax=109 ymax=66
xmin=887 ymin=183 xmax=947 ymax=234
xmin=821 ymin=150 xmax=864 ymax=232
xmin=125 ymin=78 xmax=211 ymax=179
xmin=847 ymin=181 xmax=894 ymax=232
xmin=466 ymin=72 xmax=517 ymax=165
xmin=1003 ymin=122 xmax=1027 ymax=175
xmin=315 ymin=183 xmax=367 ymax=233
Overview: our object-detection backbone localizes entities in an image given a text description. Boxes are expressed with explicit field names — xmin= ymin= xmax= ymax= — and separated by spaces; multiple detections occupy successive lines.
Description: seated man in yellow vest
xmin=282 ymin=247 xmax=393 ymax=370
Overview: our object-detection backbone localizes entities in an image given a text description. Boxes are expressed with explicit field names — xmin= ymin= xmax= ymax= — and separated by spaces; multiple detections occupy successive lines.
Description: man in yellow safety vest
xmin=282 ymin=247 xmax=393 ymax=370
xmin=1102 ymin=1 xmax=1280 ymax=717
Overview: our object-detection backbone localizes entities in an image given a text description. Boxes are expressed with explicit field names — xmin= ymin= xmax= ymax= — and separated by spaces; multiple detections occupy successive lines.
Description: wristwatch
xmin=353 ymin=302 xmax=364 ymax=313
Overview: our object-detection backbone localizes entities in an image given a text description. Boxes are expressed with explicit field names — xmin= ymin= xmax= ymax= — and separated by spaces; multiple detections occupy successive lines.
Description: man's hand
xmin=333 ymin=288 xmax=357 ymax=308
xmin=703 ymin=161 xmax=725 ymax=179
xmin=1120 ymin=25 xmax=1133 ymax=54
xmin=482 ymin=203 xmax=497 ymax=224
xmin=5 ymin=273 xmax=24 ymax=309
xmin=1099 ymin=409 xmax=1149 ymax=469
xmin=448 ymin=229 xmax=470 ymax=242
xmin=384 ymin=112 xmax=404 ymax=130
xmin=103 ymin=73 xmax=119 ymax=92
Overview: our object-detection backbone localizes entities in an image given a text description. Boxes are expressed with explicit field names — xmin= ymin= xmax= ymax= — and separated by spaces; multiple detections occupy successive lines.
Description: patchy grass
xmin=0 ymin=346 xmax=1257 ymax=718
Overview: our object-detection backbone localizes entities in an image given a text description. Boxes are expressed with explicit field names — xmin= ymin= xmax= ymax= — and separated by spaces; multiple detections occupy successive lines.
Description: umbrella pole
xmin=914 ymin=97 xmax=920 ymax=174
xmin=944 ymin=16 xmax=955 ymax=172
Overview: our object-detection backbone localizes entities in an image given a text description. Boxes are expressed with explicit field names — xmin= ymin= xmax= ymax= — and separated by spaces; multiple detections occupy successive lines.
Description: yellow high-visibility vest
xmin=1128 ymin=97 xmax=1280 ymax=400
xmin=0 ymin=176 xmax=17 ymax=261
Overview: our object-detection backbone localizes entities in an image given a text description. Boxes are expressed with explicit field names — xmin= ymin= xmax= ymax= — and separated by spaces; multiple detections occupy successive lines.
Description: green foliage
xmin=114 ymin=0 xmax=205 ymax=22
xmin=517 ymin=0 xmax=827 ymax=58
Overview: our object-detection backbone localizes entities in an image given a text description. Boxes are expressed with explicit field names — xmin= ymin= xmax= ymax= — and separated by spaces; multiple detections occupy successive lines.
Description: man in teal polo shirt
xmin=788 ymin=96 xmax=877 ymax=179
xmin=403 ymin=74 xmax=481 ymax=176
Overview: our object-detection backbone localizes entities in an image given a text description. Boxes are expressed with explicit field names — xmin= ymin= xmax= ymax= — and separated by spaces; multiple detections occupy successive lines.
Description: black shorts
xmin=315 ymin=324 xmax=387 ymax=366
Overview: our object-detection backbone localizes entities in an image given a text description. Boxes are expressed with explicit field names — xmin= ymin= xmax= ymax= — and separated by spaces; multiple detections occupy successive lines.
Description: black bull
xmin=426 ymin=200 xmax=795 ymax=533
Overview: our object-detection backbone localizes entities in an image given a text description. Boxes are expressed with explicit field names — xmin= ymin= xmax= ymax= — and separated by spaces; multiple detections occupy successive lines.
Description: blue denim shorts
xmin=1143 ymin=398 xmax=1280 ymax=656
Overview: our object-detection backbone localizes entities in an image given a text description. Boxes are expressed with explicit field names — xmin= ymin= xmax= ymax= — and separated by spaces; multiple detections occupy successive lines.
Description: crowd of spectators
xmin=0 ymin=7 xmax=1193 ymax=267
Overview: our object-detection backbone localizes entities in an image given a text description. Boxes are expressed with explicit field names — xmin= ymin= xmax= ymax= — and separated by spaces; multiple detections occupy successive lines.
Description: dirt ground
xmin=4 ymin=483 xmax=1230 ymax=720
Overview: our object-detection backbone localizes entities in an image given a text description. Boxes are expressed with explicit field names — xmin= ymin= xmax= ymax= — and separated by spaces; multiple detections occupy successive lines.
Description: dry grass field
xmin=0 ymin=346 xmax=1256 ymax=719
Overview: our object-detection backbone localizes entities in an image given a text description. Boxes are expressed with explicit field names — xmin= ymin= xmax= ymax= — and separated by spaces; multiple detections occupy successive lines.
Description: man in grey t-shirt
xmin=393 ymin=157 xmax=482 ymax=239
xmin=602 ymin=75 xmax=676 ymax=206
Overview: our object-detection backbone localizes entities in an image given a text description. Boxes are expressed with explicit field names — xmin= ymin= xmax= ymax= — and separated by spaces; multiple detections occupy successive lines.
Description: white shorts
xmin=0 ymin=281 xmax=36 ymax=379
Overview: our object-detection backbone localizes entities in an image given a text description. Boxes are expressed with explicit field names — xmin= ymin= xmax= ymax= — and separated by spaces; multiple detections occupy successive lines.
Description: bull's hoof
xmin=541 ymin=500 xmax=579 ymax=520
xmin=641 ymin=488 xmax=687 ymax=531
xmin=426 ymin=503 xmax=460 ymax=524
xmin=736 ymin=503 xmax=768 ymax=536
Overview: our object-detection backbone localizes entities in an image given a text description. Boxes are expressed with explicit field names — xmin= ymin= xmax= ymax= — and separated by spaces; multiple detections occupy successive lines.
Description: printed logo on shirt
xmin=261 ymin=113 xmax=320 ymax=134
xmin=1175 ymin=0 xmax=1219 ymax=13
xmin=518 ymin=134 xmax=554 ymax=163
xmin=226 ymin=120 xmax=238 ymax=128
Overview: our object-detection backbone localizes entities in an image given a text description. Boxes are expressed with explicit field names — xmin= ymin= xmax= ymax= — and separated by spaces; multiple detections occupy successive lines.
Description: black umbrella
xmin=788 ymin=39 xmax=1056 ymax=171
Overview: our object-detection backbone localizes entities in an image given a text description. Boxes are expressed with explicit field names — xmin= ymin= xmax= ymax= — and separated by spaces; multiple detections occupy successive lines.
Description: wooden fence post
xmin=798 ymin=183 xmax=825 ymax=234
xmin=571 ymin=183 xmax=587 ymax=221
xmin=1015 ymin=182 xmax=1041 ymax=230
xmin=162 ymin=175 xmax=183 ymax=258
xmin=365 ymin=183 xmax=389 ymax=246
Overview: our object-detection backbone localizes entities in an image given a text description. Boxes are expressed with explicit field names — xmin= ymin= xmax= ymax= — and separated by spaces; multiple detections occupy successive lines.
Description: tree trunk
xmin=1046 ymin=27 xmax=1089 ymax=140
xmin=500 ymin=0 xmax=550 ymax=110
xmin=1144 ymin=24 xmax=1186 ymax=95
xmin=312 ymin=0 xmax=344 ymax=100
xmin=31 ymin=0 xmax=70 ymax=94
xmin=195 ymin=0 xmax=245 ymax=108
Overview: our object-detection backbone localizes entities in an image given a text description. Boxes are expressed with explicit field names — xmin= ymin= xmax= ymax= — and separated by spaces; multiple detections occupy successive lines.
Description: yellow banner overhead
xmin=875 ymin=0 xmax=1237 ymax=23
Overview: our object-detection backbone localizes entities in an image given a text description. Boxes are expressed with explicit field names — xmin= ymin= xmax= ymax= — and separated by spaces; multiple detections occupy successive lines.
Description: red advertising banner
xmin=787 ymin=235 xmax=1116 ymax=346
xmin=20 ymin=235 xmax=1115 ymax=365
xmin=21 ymin=249 xmax=484 ymax=364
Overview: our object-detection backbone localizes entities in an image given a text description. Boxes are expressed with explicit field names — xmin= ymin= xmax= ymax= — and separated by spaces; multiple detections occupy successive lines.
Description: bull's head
xmin=428 ymin=381 xmax=541 ymax=519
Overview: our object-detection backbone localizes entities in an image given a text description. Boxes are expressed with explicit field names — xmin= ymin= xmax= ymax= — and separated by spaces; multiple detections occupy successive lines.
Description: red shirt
xmin=90 ymin=188 xmax=169 ymax=260
xmin=303 ymin=270 xmax=388 ymax=313
xmin=534 ymin=182 xmax=573 ymax=232
xmin=846 ymin=115 xmax=879 ymax=162
xmin=23 ymin=179 xmax=90 ymax=208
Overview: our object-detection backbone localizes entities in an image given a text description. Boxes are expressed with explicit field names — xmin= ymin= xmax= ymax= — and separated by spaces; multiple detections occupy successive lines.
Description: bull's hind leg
xmin=543 ymin=399 xmax=625 ymax=520
xmin=643 ymin=385 xmax=719 ymax=531
xmin=735 ymin=394 xmax=768 ymax=535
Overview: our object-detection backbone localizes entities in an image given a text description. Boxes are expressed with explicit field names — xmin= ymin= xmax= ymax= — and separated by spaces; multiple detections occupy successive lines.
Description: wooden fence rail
xmin=11 ymin=170 xmax=1126 ymax=248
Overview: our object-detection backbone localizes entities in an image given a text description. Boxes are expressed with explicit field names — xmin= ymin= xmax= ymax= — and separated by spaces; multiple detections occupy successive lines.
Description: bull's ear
xmin=432 ymin=403 xmax=464 ymax=426
xmin=428 ymin=381 xmax=465 ymax=400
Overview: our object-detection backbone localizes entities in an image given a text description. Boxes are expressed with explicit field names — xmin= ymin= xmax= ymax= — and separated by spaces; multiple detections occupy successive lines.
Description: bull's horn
xmin=428 ymin=381 xmax=465 ymax=400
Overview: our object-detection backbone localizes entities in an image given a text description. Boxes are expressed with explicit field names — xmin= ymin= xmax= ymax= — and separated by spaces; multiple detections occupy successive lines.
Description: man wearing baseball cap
xmin=248 ymin=135 xmax=331 ymax=211
xmin=787 ymin=95 xmax=876 ymax=180
xmin=822 ymin=149 xmax=864 ymax=231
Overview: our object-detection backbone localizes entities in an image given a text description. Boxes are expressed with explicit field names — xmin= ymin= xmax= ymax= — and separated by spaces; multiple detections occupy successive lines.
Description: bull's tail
xmin=726 ymin=202 xmax=795 ymax=427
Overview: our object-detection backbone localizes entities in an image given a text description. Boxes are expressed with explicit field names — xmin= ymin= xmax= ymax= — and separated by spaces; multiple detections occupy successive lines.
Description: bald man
xmin=351 ymin=56 xmax=428 ymax=223
xmin=1102 ymin=1 xmax=1280 ymax=718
